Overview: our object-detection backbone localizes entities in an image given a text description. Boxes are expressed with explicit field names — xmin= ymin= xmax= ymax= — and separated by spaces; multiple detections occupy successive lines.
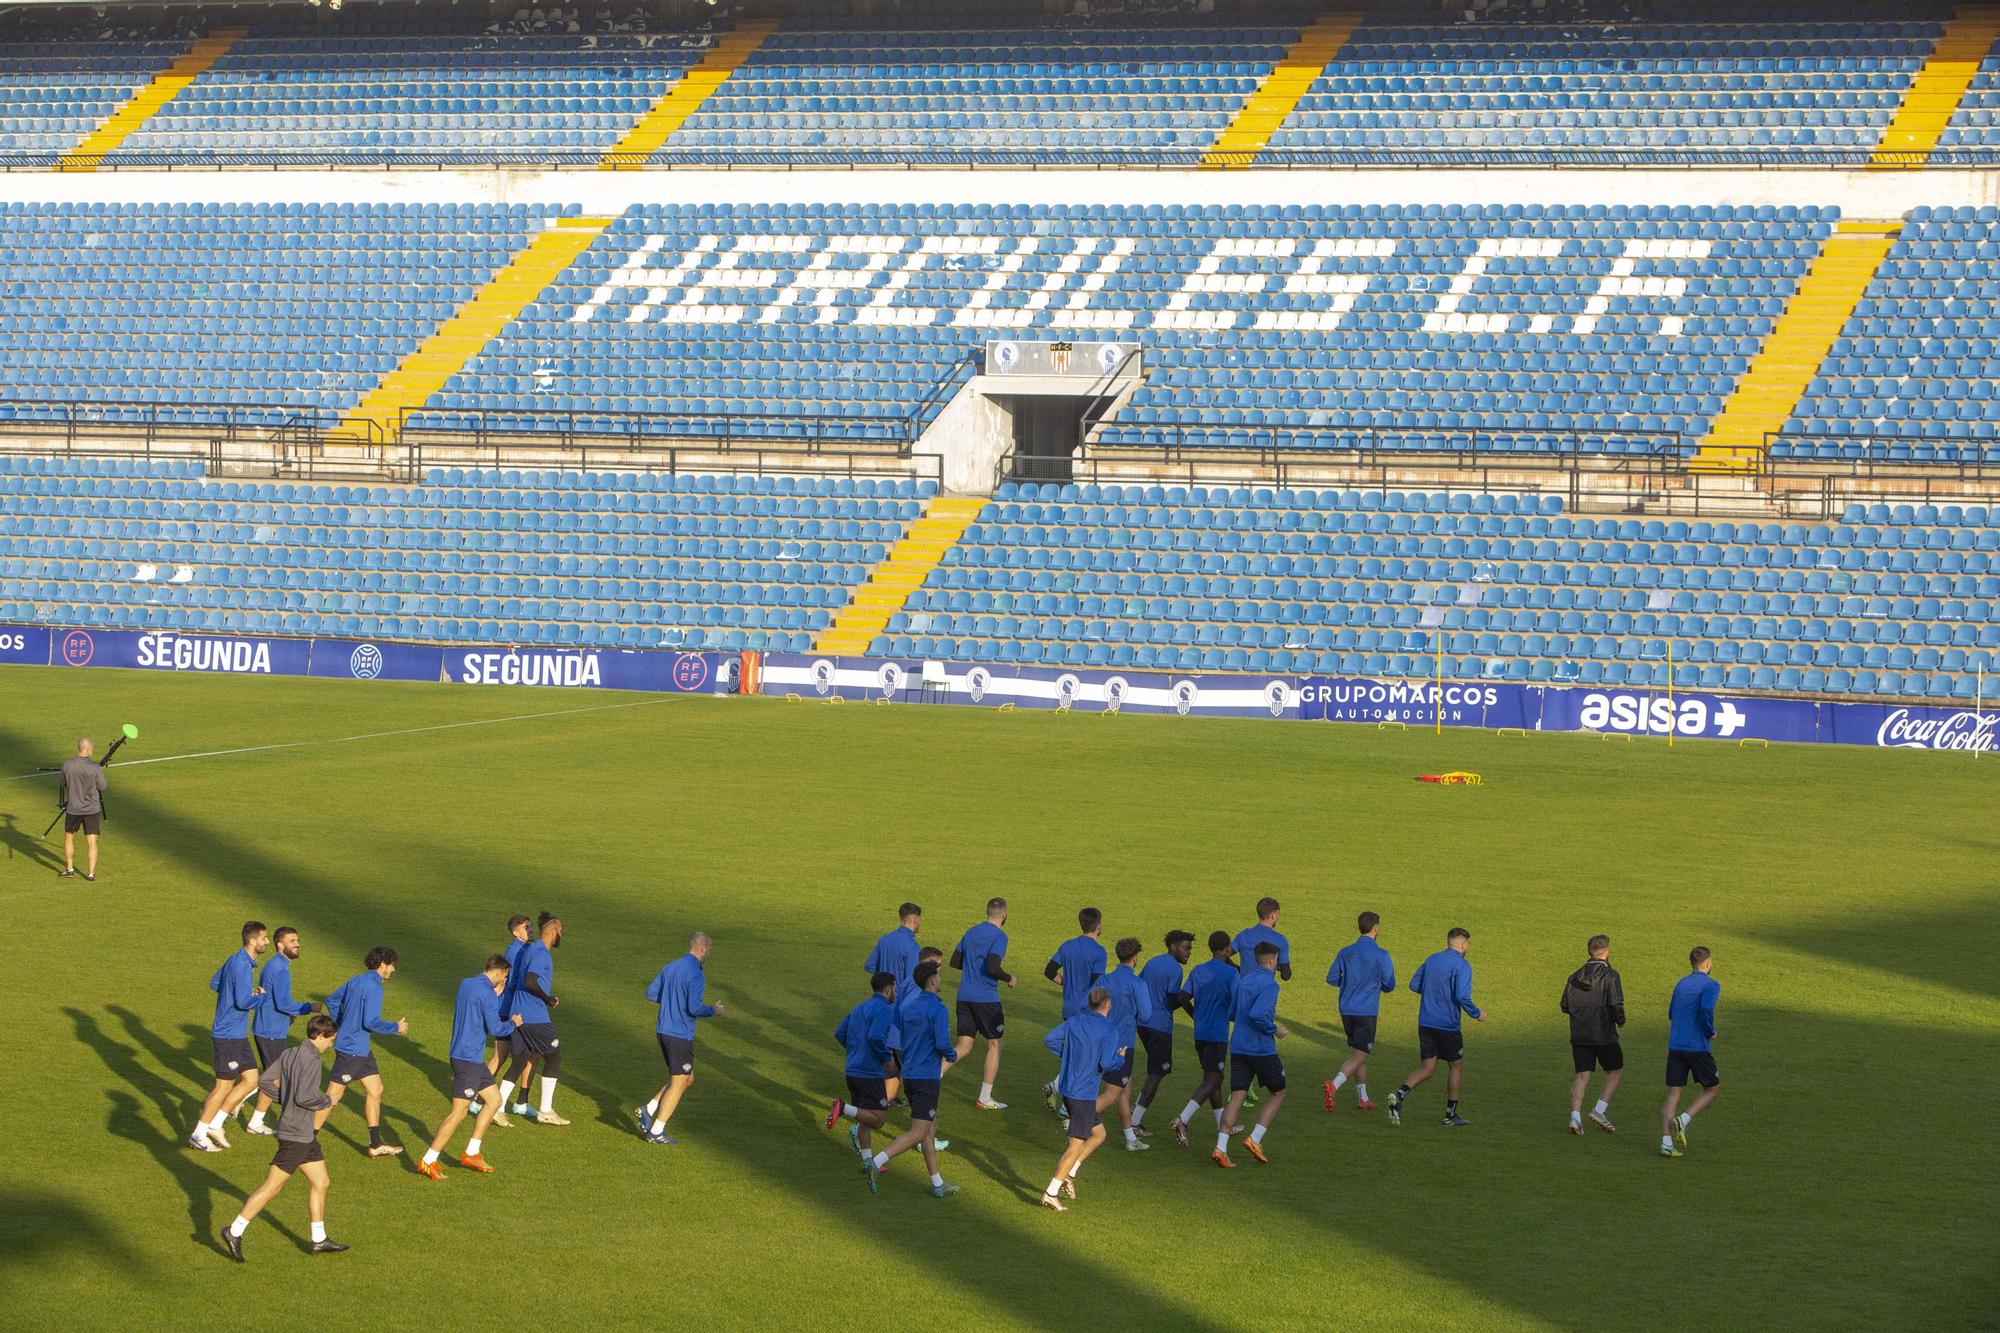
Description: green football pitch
xmin=1 ymin=667 xmax=1995 ymax=1329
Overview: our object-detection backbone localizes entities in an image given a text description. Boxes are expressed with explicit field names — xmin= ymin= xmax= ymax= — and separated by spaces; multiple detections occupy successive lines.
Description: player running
xmin=1215 ymin=941 xmax=1288 ymax=1167
xmin=191 ymin=921 xmax=270 ymax=1152
xmin=1232 ymin=898 xmax=1292 ymax=982
xmin=417 ymin=955 xmax=521 ymax=1180
xmin=1323 ymin=911 xmax=1394 ymax=1112
xmin=637 ymin=932 xmax=724 ymax=1145
xmin=1167 ymin=931 xmax=1238 ymax=1148
xmin=826 ymin=972 xmax=898 ymax=1170
xmin=1386 ymin=928 xmax=1486 ymax=1128
xmin=1042 ymin=908 xmax=1107 ymax=1111
xmin=1660 ymin=946 xmax=1722 ymax=1158
xmin=1134 ymin=930 xmax=1194 ymax=1138
xmin=499 ymin=912 xmax=567 ymax=1126
xmin=1562 ymin=934 xmax=1626 ymax=1135
xmin=323 ymin=947 xmax=411 ymax=1157
xmin=864 ymin=960 xmax=960 ymax=1198
xmin=949 ymin=898 xmax=1014 ymax=1111
xmin=1037 ymin=987 xmax=1126 ymax=1213
xmin=1099 ymin=939 xmax=1153 ymax=1151
xmin=246 ymin=926 xmax=317 ymax=1137
xmin=221 ymin=1013 xmax=345 ymax=1261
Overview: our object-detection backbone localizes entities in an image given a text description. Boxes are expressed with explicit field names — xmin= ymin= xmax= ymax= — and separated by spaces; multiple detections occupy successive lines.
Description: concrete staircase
xmin=1872 ymin=4 xmax=2000 ymax=165
xmin=1201 ymin=11 xmax=1360 ymax=168
xmin=815 ymin=495 xmax=986 ymax=656
xmin=60 ymin=28 xmax=248 ymax=170
xmin=602 ymin=20 xmax=778 ymax=167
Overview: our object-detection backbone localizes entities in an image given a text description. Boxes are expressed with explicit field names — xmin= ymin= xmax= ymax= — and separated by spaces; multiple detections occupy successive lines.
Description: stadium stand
xmin=1263 ymin=16 xmax=1945 ymax=164
xmin=880 ymin=482 xmax=2000 ymax=702
xmin=1774 ymin=207 xmax=2000 ymax=465
xmin=0 ymin=455 xmax=932 ymax=653
xmin=0 ymin=30 xmax=197 ymax=158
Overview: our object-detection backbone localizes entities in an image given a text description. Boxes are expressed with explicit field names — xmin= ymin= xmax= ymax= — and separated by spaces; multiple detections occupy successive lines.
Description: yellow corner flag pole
xmin=1666 ymin=639 xmax=1675 ymax=749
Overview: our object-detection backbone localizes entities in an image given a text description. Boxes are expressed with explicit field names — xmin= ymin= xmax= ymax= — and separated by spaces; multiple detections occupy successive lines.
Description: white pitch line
xmin=3 ymin=696 xmax=679 ymax=781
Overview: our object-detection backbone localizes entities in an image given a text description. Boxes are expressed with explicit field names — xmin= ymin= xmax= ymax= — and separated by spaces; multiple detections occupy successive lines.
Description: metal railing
xmin=6 ymin=146 xmax=1994 ymax=173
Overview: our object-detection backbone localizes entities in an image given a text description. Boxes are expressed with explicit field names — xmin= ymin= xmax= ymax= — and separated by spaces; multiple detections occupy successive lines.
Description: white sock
xmin=229 ymin=1216 xmax=249 ymax=1237
xmin=1678 ymin=1111 xmax=1690 ymax=1130
xmin=1593 ymin=1100 xmax=1609 ymax=1116
xmin=192 ymin=1121 xmax=211 ymax=1140
xmin=310 ymin=1221 xmax=326 ymax=1243
xmin=1045 ymin=1178 xmax=1063 ymax=1197
xmin=645 ymin=1098 xmax=659 ymax=1117
xmin=1124 ymin=1127 xmax=1138 ymax=1145
xmin=1212 ymin=1107 xmax=1224 ymax=1126
xmin=1177 ymin=1099 xmax=1200 ymax=1124
xmin=498 ymin=1080 xmax=516 ymax=1107
xmin=1335 ymin=1073 xmax=1351 ymax=1091
xmin=1131 ymin=1104 xmax=1147 ymax=1126
xmin=1215 ymin=1132 xmax=1230 ymax=1153
xmin=207 ymin=1113 xmax=228 ymax=1132
xmin=840 ymin=1103 xmax=856 ymax=1121
xmin=1250 ymin=1123 xmax=1268 ymax=1145
xmin=1662 ymin=1134 xmax=1674 ymax=1148
xmin=1571 ymin=1109 xmax=1583 ymax=1124
xmin=539 ymin=1078 xmax=557 ymax=1115
xmin=872 ymin=1151 xmax=889 ymax=1169
xmin=422 ymin=1149 xmax=440 ymax=1165
xmin=930 ymin=1172 xmax=945 ymax=1188
xmin=247 ymin=1110 xmax=266 ymax=1130
xmin=1067 ymin=1161 xmax=1080 ymax=1179
xmin=1358 ymin=1084 xmax=1368 ymax=1101
xmin=467 ymin=1137 xmax=482 ymax=1155
xmin=978 ymin=1083 xmax=994 ymax=1102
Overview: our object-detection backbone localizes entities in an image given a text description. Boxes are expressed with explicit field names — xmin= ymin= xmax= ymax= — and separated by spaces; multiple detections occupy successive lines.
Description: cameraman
xmin=59 ymin=736 xmax=106 ymax=882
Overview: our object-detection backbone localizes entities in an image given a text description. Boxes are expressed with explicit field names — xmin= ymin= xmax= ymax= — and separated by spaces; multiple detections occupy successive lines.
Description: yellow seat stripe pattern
xmin=1871 ymin=5 xmax=2000 ymax=167
xmin=1202 ymin=11 xmax=1360 ymax=169
xmin=602 ymin=20 xmax=779 ymax=168
xmin=60 ymin=28 xmax=248 ymax=171
xmin=816 ymin=496 xmax=986 ymax=656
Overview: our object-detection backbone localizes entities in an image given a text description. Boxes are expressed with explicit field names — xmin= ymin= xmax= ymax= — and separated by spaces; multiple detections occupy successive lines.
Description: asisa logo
xmin=457 ymin=652 xmax=602 ymax=687
xmin=139 ymin=633 xmax=272 ymax=674
xmin=1577 ymin=692 xmax=1746 ymax=738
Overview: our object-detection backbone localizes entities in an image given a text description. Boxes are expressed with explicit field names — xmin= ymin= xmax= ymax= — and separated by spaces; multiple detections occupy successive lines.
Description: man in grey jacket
xmin=1561 ymin=934 xmax=1625 ymax=1134
xmin=58 ymin=736 xmax=107 ymax=882
xmin=222 ymin=1014 xmax=349 ymax=1261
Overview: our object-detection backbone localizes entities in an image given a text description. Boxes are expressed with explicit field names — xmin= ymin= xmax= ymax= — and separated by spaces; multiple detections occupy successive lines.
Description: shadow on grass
xmin=0 ymin=810 xmax=64 ymax=871
xmin=0 ymin=1189 xmax=145 ymax=1280
xmin=64 ymin=1006 xmax=305 ymax=1256
xmin=1743 ymin=891 xmax=2000 ymax=1001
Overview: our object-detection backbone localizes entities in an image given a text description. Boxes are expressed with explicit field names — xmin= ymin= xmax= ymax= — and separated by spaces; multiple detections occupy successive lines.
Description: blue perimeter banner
xmin=8 ymin=624 xmax=734 ymax=695
xmin=0 ymin=625 xmax=51 ymax=666
xmin=759 ymin=654 xmax=1298 ymax=719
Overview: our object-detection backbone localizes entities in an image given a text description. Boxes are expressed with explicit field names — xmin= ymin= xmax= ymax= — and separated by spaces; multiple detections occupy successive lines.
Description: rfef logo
xmin=349 ymin=643 xmax=384 ymax=679
xmin=670 ymin=653 xmax=709 ymax=692
xmin=61 ymin=630 xmax=94 ymax=666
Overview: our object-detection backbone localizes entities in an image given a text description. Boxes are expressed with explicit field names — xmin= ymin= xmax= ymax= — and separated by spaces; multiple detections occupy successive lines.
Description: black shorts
xmin=1572 ymin=1041 xmax=1624 ymax=1074
xmin=1666 ymin=1049 xmax=1719 ymax=1088
xmin=512 ymin=1023 xmax=560 ymax=1057
xmin=450 ymin=1058 xmax=496 ymax=1100
xmin=955 ymin=1000 xmax=1004 ymax=1040
xmin=64 ymin=811 xmax=101 ymax=835
xmin=1063 ymin=1096 xmax=1099 ymax=1140
xmin=1104 ymin=1050 xmax=1133 ymax=1089
xmin=1230 ymin=1052 xmax=1286 ymax=1094
xmin=1341 ymin=1014 xmax=1378 ymax=1053
xmin=844 ymin=1076 xmax=888 ymax=1112
xmin=1139 ymin=1027 xmax=1174 ymax=1077
xmin=211 ymin=1037 xmax=255 ymax=1079
xmin=329 ymin=1052 xmax=379 ymax=1084
xmin=1418 ymin=1025 xmax=1465 ymax=1064
xmin=658 ymin=1033 xmax=695 ymax=1076
xmin=253 ymin=1035 xmax=288 ymax=1070
xmin=1195 ymin=1039 xmax=1228 ymax=1076
xmin=272 ymin=1138 xmax=325 ymax=1174
xmin=905 ymin=1078 xmax=941 ymax=1123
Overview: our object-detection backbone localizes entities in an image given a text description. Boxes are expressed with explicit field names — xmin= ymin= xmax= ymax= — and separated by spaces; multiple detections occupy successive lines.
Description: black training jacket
xmin=1560 ymin=959 xmax=1626 ymax=1045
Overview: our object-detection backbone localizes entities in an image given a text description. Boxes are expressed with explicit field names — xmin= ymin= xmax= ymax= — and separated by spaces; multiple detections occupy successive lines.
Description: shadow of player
xmin=0 ymin=811 xmax=65 ymax=871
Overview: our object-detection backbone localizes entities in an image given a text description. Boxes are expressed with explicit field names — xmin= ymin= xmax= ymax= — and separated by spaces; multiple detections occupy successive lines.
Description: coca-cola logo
xmin=1875 ymin=709 xmax=1998 ymax=752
